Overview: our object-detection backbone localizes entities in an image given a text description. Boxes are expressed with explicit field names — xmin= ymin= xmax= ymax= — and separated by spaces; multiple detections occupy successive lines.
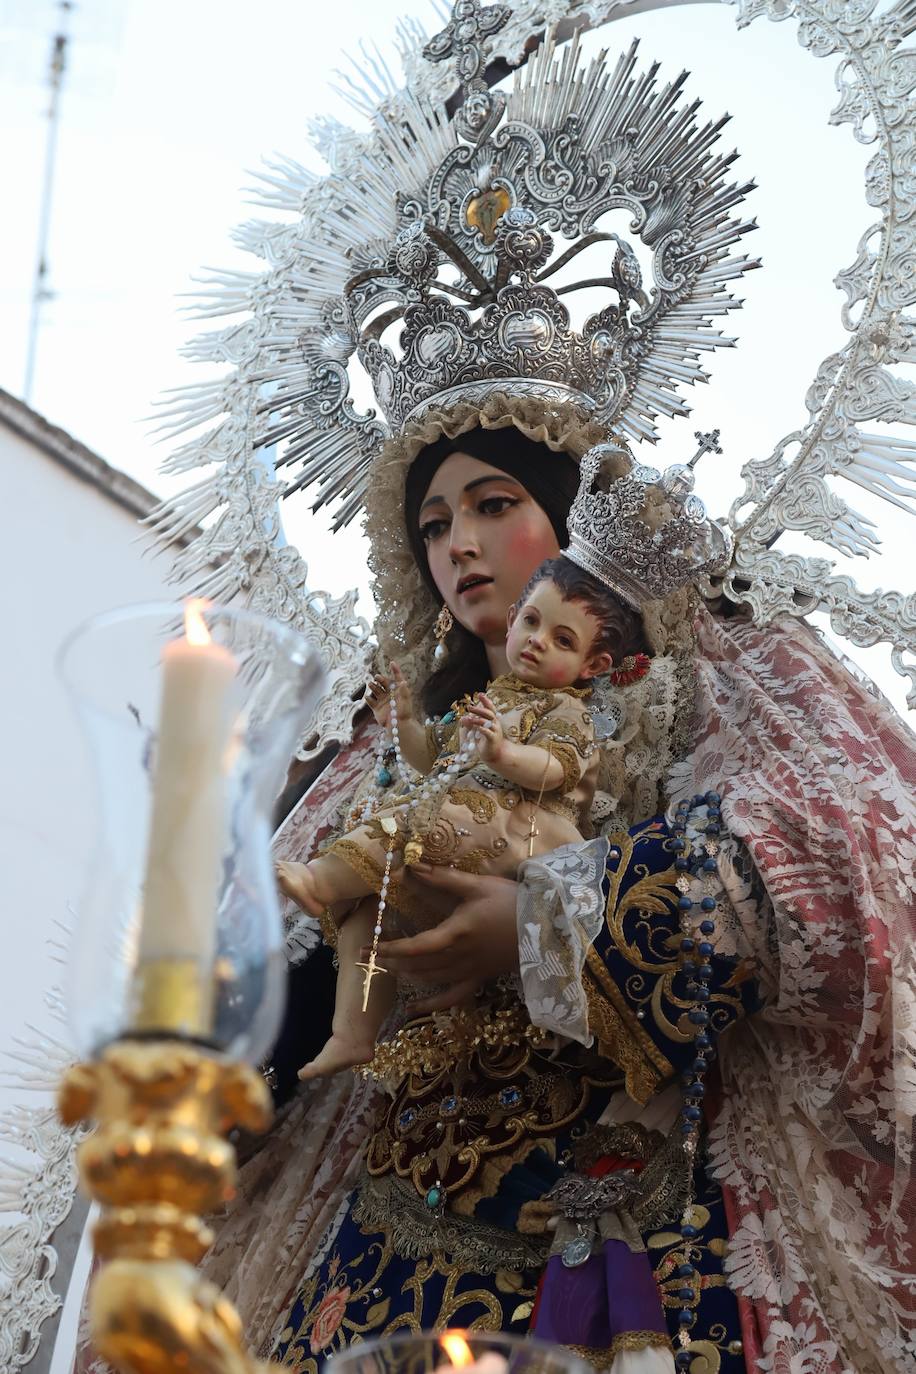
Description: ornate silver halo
xmin=147 ymin=0 xmax=916 ymax=762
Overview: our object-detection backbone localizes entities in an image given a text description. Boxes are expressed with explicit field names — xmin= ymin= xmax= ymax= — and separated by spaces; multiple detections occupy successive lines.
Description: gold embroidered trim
xmin=318 ymin=906 xmax=339 ymax=951
xmin=447 ymin=786 xmax=497 ymax=823
xmin=328 ymin=836 xmax=389 ymax=891
xmin=584 ymin=948 xmax=674 ymax=1103
xmin=353 ymin=1170 xmax=550 ymax=1272
xmin=362 ymin=1003 xmax=553 ymax=1081
xmin=583 ymin=961 xmax=667 ymax=1105
xmin=495 ymin=675 xmax=591 ymax=702
xmin=565 ymin=1331 xmax=673 ymax=1368
xmin=533 ymin=738 xmax=581 ymax=796
xmin=326 ymin=836 xmax=430 ymax=921
xmin=531 ymin=715 xmax=595 ymax=759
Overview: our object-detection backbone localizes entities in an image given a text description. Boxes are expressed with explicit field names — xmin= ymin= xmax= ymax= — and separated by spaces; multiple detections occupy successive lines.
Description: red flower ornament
xmin=608 ymin=653 xmax=651 ymax=687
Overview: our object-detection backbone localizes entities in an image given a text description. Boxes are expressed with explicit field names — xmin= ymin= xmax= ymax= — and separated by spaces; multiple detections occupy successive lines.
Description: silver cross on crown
xmin=423 ymin=1 xmax=512 ymax=140
xmin=423 ymin=0 xmax=511 ymax=90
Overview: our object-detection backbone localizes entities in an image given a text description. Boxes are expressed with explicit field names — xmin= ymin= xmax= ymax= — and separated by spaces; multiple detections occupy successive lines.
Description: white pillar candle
xmin=137 ymin=601 xmax=238 ymax=983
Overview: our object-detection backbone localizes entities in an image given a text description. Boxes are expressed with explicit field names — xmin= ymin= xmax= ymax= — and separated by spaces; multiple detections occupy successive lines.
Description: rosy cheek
xmin=548 ymin=661 xmax=572 ymax=687
xmin=500 ymin=522 xmax=559 ymax=593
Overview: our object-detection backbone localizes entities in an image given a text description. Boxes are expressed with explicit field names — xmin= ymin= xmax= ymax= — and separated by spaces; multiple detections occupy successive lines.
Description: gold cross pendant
xmin=527 ymin=812 xmax=540 ymax=858
xmin=356 ymin=950 xmax=388 ymax=1012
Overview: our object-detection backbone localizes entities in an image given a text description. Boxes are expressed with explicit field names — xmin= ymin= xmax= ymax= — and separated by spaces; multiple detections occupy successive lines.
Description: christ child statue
xmin=277 ymin=556 xmax=629 ymax=1079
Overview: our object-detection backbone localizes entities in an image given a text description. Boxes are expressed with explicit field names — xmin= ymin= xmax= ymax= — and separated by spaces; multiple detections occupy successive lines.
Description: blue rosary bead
xmin=377 ymin=766 xmax=393 ymax=787
xmin=688 ymin=1009 xmax=709 ymax=1025
xmin=698 ymin=937 xmax=714 ymax=952
xmin=681 ymin=1223 xmax=698 ymax=1238
xmin=705 ymin=791 xmax=721 ymax=805
xmin=677 ymin=1286 xmax=694 ymax=1302
xmin=680 ymin=937 xmax=695 ymax=952
xmin=675 ymin=1351 xmax=692 ymax=1369
xmin=691 ymin=1056 xmax=707 ymax=1073
xmin=681 ymin=960 xmax=697 ymax=975
xmin=695 ymin=1033 xmax=711 ymax=1049
xmin=678 ymin=895 xmax=694 ymax=911
xmin=675 ymin=856 xmax=690 ymax=871
xmin=675 ymin=1263 xmax=695 ymax=1279
xmin=692 ymin=793 xmax=705 ymax=807
xmin=700 ymin=897 xmax=717 ymax=912
xmin=678 ymin=1308 xmax=696 ymax=1327
xmin=702 ymin=856 xmax=717 ymax=872
xmin=693 ymin=987 xmax=710 ymax=1003
xmin=705 ymin=823 xmax=720 ymax=836
xmin=680 ymin=1120 xmax=696 ymax=1135
xmin=671 ymin=837 xmax=686 ymax=852
xmin=687 ymin=1080 xmax=705 ymax=1098
xmin=682 ymin=1105 xmax=701 ymax=1122
xmin=698 ymin=963 xmax=713 ymax=979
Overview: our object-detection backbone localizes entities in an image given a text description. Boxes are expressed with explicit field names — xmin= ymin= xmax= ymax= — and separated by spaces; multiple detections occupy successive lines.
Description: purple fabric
xmin=532 ymin=1239 xmax=667 ymax=1347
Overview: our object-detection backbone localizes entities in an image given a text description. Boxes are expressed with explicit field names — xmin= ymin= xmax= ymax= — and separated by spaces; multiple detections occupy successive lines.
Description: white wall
xmin=0 ymin=415 xmax=178 ymax=1371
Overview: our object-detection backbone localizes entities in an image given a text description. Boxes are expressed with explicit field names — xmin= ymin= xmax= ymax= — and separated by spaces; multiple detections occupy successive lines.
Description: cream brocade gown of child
xmin=328 ymin=672 xmax=599 ymax=930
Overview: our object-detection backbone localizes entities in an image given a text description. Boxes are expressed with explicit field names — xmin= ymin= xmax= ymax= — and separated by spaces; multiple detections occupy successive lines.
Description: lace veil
xmin=670 ymin=608 xmax=916 ymax=1373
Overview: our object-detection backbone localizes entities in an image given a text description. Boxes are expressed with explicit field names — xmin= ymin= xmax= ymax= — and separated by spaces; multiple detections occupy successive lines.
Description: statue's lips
xmin=456 ymin=576 xmax=494 ymax=598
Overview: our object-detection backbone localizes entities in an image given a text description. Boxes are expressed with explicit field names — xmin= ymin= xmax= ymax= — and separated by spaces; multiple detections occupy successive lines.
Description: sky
xmin=1 ymin=0 xmax=914 ymax=718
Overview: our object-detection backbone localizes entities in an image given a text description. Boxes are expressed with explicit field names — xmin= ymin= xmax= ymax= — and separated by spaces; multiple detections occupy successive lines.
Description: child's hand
xmin=461 ymin=693 xmax=504 ymax=763
xmin=365 ymin=662 xmax=413 ymax=727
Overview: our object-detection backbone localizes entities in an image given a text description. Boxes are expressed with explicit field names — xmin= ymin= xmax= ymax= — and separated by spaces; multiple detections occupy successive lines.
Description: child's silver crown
xmin=563 ymin=443 xmax=733 ymax=609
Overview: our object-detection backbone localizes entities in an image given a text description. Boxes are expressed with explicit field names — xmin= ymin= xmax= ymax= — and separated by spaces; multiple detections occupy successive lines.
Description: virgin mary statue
xmin=71 ymin=4 xmax=916 ymax=1374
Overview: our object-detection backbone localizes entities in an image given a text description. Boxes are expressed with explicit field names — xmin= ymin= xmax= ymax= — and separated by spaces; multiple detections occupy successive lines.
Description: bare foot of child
xmin=297 ymin=1031 xmax=375 ymax=1081
xmin=275 ymin=860 xmax=324 ymax=917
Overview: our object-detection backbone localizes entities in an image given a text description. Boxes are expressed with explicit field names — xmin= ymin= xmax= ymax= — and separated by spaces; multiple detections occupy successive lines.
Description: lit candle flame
xmin=184 ymin=597 xmax=212 ymax=647
xmin=440 ymin=1334 xmax=475 ymax=1368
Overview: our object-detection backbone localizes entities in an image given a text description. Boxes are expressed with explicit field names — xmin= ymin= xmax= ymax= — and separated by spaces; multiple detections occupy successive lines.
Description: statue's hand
xmin=372 ymin=867 xmax=519 ymax=1012
xmin=460 ymin=692 xmax=503 ymax=762
xmin=365 ymin=661 xmax=414 ymax=727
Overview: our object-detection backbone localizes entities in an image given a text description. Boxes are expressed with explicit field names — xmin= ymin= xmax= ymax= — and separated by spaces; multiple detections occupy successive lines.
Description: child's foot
xmin=275 ymin=860 xmax=324 ymax=917
xmin=297 ymin=1032 xmax=374 ymax=1081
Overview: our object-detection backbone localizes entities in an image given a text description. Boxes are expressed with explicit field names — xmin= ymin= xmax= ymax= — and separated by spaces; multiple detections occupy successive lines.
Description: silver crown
xmin=563 ymin=444 xmax=733 ymax=608
xmin=260 ymin=30 xmax=758 ymax=524
xmin=357 ymin=209 xmax=651 ymax=432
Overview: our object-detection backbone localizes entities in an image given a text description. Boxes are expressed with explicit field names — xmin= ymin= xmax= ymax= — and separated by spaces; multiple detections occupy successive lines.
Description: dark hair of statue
xmin=516 ymin=556 xmax=648 ymax=663
xmin=403 ymin=427 xmax=647 ymax=716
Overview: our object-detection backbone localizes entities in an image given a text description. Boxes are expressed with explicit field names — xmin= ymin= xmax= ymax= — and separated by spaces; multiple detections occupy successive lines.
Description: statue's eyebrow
xmin=419 ymin=473 xmax=523 ymax=514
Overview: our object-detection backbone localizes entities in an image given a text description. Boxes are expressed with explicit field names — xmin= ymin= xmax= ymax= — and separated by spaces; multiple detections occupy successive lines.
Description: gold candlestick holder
xmin=56 ymin=602 xmax=327 ymax=1372
xmin=59 ymin=1037 xmax=272 ymax=1374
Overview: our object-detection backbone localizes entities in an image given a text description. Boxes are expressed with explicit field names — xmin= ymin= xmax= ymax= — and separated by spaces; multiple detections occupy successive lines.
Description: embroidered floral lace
xmin=517 ymin=838 xmax=610 ymax=1046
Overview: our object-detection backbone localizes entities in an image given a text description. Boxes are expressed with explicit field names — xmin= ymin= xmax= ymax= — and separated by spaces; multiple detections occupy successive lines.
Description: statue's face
xmin=416 ymin=451 xmax=560 ymax=648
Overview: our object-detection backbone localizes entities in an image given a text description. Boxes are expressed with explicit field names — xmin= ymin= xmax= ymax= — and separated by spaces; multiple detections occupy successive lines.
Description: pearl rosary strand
xmin=356 ymin=690 xmax=479 ymax=1011
xmin=388 ymin=692 xmax=478 ymax=864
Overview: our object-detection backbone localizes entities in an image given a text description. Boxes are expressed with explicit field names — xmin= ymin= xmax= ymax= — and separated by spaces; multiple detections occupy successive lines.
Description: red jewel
xmin=608 ymin=652 xmax=651 ymax=686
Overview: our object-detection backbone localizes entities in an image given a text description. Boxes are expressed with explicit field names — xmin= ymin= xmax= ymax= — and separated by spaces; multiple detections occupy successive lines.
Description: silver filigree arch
xmin=146 ymin=0 xmax=916 ymax=766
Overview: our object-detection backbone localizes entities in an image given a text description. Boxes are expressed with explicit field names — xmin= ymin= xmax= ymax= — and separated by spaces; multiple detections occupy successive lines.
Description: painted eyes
xmin=418 ymin=493 xmax=521 ymax=542
xmin=520 ymin=613 xmax=574 ymax=650
xmin=418 ymin=517 xmax=448 ymax=542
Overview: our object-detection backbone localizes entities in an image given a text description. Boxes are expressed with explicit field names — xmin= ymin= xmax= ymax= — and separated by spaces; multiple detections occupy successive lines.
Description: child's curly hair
xmin=516 ymin=556 xmax=649 ymax=661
